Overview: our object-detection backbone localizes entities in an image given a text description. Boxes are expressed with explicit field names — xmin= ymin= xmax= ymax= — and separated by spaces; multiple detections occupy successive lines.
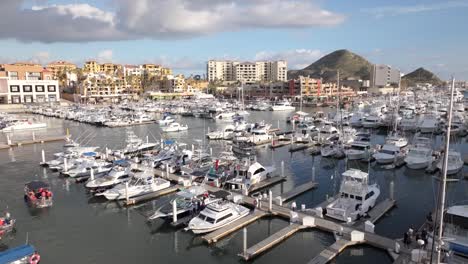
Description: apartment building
xmin=207 ymin=60 xmax=287 ymax=83
xmin=79 ymin=73 xmax=127 ymax=98
xmin=83 ymin=61 xmax=121 ymax=74
xmin=0 ymin=62 xmax=53 ymax=80
xmin=369 ymin=64 xmax=401 ymax=94
xmin=46 ymin=61 xmax=77 ymax=78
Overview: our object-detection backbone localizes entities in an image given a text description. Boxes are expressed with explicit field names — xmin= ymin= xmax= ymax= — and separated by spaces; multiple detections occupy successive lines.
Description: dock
xmin=275 ymin=181 xmax=319 ymax=204
xmin=289 ymin=142 xmax=315 ymax=152
xmin=124 ymin=185 xmax=180 ymax=206
xmin=248 ymin=176 xmax=286 ymax=194
xmin=203 ymin=210 xmax=269 ymax=243
xmin=308 ymin=239 xmax=360 ymax=264
xmin=240 ymin=223 xmax=306 ymax=260
xmin=269 ymin=139 xmax=291 ymax=149
xmin=0 ymin=135 xmax=66 ymax=149
xmin=356 ymin=198 xmax=396 ymax=229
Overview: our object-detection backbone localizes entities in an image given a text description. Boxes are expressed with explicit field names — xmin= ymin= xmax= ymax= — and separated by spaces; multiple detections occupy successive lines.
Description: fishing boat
xmin=187 ymin=200 xmax=250 ymax=234
xmin=344 ymin=141 xmax=372 ymax=160
xmin=373 ymin=144 xmax=404 ymax=164
xmin=0 ymin=244 xmax=40 ymax=264
xmin=404 ymin=137 xmax=434 ymax=170
xmin=157 ymin=115 xmax=175 ymax=125
xmin=162 ymin=122 xmax=188 ymax=132
xmin=225 ymin=161 xmax=275 ymax=191
xmin=270 ymin=100 xmax=295 ymax=111
xmin=325 ymin=169 xmax=380 ymax=222
xmin=85 ymin=160 xmax=132 ymax=192
xmin=24 ymin=181 xmax=53 ymax=208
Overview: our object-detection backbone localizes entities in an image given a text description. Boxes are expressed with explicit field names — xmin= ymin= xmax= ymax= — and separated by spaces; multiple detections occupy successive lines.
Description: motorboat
xmin=436 ymin=150 xmax=463 ymax=175
xmin=214 ymin=112 xmax=236 ymax=122
xmin=24 ymin=181 xmax=53 ymax=208
xmin=62 ymin=160 xmax=112 ymax=178
xmin=99 ymin=168 xmax=170 ymax=200
xmin=157 ymin=115 xmax=175 ymax=125
xmin=187 ymin=200 xmax=250 ymax=234
xmin=0 ymin=212 xmax=15 ymax=235
xmin=361 ymin=115 xmax=382 ymax=129
xmin=0 ymin=244 xmax=40 ymax=264
xmin=321 ymin=143 xmax=344 ymax=158
xmin=344 ymin=141 xmax=372 ymax=160
xmin=441 ymin=205 xmax=468 ymax=256
xmin=206 ymin=125 xmax=235 ymax=140
xmin=147 ymin=187 xmax=225 ymax=221
xmin=325 ymin=169 xmax=380 ymax=222
xmin=1 ymin=120 xmax=47 ymax=132
xmin=85 ymin=161 xmax=132 ymax=192
xmin=385 ymin=132 xmax=408 ymax=148
xmin=404 ymin=137 xmax=434 ymax=169
xmin=373 ymin=144 xmax=404 ymax=164
xmin=162 ymin=122 xmax=188 ymax=132
xmin=225 ymin=161 xmax=275 ymax=191
xmin=315 ymin=125 xmax=340 ymax=143
xmin=399 ymin=117 xmax=419 ymax=131
xmin=270 ymin=100 xmax=295 ymax=111
xmin=418 ymin=115 xmax=439 ymax=133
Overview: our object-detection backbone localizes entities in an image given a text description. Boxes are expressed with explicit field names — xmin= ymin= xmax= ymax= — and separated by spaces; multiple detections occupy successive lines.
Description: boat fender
xmin=30 ymin=253 xmax=40 ymax=264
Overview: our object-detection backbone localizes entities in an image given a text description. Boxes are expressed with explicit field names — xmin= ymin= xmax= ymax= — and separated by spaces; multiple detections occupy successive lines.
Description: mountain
xmin=401 ymin=67 xmax=443 ymax=87
xmin=288 ymin=49 xmax=372 ymax=81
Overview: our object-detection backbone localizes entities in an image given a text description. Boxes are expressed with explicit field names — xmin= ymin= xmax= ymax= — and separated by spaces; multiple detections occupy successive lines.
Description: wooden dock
xmin=270 ymin=139 xmax=291 ymax=149
xmin=248 ymin=176 xmax=286 ymax=194
xmin=0 ymin=135 xmax=66 ymax=149
xmin=275 ymin=181 xmax=319 ymax=204
xmin=124 ymin=185 xmax=180 ymax=206
xmin=356 ymin=199 xmax=396 ymax=229
xmin=203 ymin=210 xmax=269 ymax=243
xmin=239 ymin=223 xmax=306 ymax=260
xmin=308 ymin=239 xmax=360 ymax=264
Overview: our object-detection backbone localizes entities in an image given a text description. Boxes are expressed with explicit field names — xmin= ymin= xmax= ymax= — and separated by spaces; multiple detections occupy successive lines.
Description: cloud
xmin=0 ymin=0 xmax=345 ymax=42
xmin=255 ymin=49 xmax=323 ymax=69
xmin=362 ymin=1 xmax=468 ymax=18
xmin=97 ymin=50 xmax=113 ymax=62
xmin=30 ymin=51 xmax=50 ymax=64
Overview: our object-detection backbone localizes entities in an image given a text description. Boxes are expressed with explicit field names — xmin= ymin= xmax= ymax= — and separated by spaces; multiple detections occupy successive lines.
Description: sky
xmin=0 ymin=0 xmax=467 ymax=80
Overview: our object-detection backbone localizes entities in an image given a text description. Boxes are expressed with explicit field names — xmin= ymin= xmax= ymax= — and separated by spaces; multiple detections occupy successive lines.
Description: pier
xmin=248 ymin=176 xmax=286 ymax=194
xmin=308 ymin=239 xmax=360 ymax=264
xmin=124 ymin=185 xmax=181 ymax=206
xmin=275 ymin=181 xmax=319 ymax=204
xmin=0 ymin=135 xmax=67 ymax=149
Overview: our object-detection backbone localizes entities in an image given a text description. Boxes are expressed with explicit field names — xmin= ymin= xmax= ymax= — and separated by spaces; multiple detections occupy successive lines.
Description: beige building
xmin=207 ymin=60 xmax=287 ymax=83
xmin=46 ymin=61 xmax=77 ymax=78
xmin=83 ymin=61 xmax=121 ymax=74
xmin=79 ymin=73 xmax=127 ymax=98
xmin=0 ymin=62 xmax=53 ymax=80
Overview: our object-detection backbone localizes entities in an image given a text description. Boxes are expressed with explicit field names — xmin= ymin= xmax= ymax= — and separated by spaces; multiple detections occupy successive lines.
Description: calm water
xmin=0 ymin=108 xmax=467 ymax=264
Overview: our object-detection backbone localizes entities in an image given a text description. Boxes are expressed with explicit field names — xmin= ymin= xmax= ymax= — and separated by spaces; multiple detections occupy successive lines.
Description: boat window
xmin=349 ymin=195 xmax=355 ymax=199
xmin=253 ymin=167 xmax=265 ymax=175
xmin=355 ymin=196 xmax=363 ymax=201
xmin=216 ymin=213 xmax=233 ymax=223
xmin=445 ymin=213 xmax=468 ymax=229
xmin=365 ymin=191 xmax=375 ymax=200
xmin=205 ymin=215 xmax=216 ymax=224
xmin=341 ymin=193 xmax=349 ymax=198
xmin=118 ymin=175 xmax=129 ymax=180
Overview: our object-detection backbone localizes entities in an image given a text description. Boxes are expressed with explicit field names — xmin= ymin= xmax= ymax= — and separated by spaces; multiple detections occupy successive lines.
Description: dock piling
xmin=269 ymin=190 xmax=273 ymax=212
xmin=63 ymin=158 xmax=68 ymax=172
xmin=90 ymin=167 xmax=95 ymax=181
xmin=41 ymin=149 xmax=45 ymax=163
xmin=210 ymin=148 xmax=213 ymax=156
xmin=390 ymin=181 xmax=395 ymax=201
xmin=125 ymin=182 xmax=129 ymax=203
xmin=281 ymin=161 xmax=284 ymax=178
xmin=7 ymin=135 xmax=12 ymax=145
xmin=32 ymin=132 xmax=36 ymax=141
xmin=243 ymin=227 xmax=247 ymax=256
xmin=173 ymin=199 xmax=178 ymax=223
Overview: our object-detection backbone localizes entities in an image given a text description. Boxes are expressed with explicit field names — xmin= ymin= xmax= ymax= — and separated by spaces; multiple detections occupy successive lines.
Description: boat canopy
xmin=113 ymin=159 xmax=130 ymax=166
xmin=82 ymin=151 xmax=97 ymax=157
xmin=25 ymin=180 xmax=50 ymax=191
xmin=342 ymin=169 xmax=368 ymax=181
xmin=0 ymin=244 xmax=35 ymax=263
xmin=447 ymin=205 xmax=468 ymax=218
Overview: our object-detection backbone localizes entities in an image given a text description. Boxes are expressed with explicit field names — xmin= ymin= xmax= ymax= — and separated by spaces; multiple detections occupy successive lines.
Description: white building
xmin=207 ymin=60 xmax=287 ymax=83
xmin=369 ymin=64 xmax=401 ymax=94
xmin=0 ymin=77 xmax=60 ymax=104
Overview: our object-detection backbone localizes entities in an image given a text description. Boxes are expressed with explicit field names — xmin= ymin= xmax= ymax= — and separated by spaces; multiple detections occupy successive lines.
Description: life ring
xmin=30 ymin=253 xmax=40 ymax=264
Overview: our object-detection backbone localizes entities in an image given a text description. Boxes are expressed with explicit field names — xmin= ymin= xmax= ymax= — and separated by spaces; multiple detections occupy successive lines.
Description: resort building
xmin=207 ymin=60 xmax=287 ymax=83
xmin=369 ymin=64 xmax=401 ymax=94
xmin=79 ymin=73 xmax=128 ymax=99
xmin=46 ymin=61 xmax=77 ymax=78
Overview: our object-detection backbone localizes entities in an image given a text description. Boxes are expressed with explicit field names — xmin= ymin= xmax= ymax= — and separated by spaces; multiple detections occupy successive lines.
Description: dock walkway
xmin=308 ymin=239 xmax=360 ymax=264
xmin=124 ymin=185 xmax=180 ymax=206
xmin=275 ymin=181 xmax=318 ymax=204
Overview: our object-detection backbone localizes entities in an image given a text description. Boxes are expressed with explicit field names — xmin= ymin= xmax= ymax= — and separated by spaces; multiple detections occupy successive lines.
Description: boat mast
xmin=300 ymin=79 xmax=303 ymax=112
xmin=435 ymin=77 xmax=455 ymax=264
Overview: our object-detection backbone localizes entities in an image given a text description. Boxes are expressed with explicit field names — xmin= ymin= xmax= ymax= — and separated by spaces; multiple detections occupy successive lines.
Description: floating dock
xmin=203 ymin=210 xmax=269 ymax=244
xmin=289 ymin=143 xmax=315 ymax=152
xmin=248 ymin=176 xmax=286 ymax=194
xmin=275 ymin=181 xmax=319 ymax=204
xmin=240 ymin=223 xmax=306 ymax=260
xmin=307 ymin=239 xmax=360 ymax=264
xmin=124 ymin=185 xmax=180 ymax=206
xmin=356 ymin=198 xmax=396 ymax=229
xmin=0 ymin=135 xmax=66 ymax=149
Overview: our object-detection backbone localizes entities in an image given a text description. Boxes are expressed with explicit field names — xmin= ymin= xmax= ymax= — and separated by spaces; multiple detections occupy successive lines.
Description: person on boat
xmin=29 ymin=191 xmax=37 ymax=201
xmin=46 ymin=190 xmax=53 ymax=200
xmin=291 ymin=201 xmax=297 ymax=212
xmin=4 ymin=212 xmax=11 ymax=225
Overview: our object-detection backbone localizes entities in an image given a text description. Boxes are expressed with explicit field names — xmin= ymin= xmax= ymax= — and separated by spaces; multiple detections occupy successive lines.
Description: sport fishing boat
xmin=344 ymin=141 xmax=372 ymax=160
xmin=373 ymin=144 xmax=405 ymax=165
xmin=157 ymin=115 xmax=175 ymax=125
xmin=187 ymin=200 xmax=250 ymax=234
xmin=85 ymin=161 xmax=132 ymax=192
xmin=225 ymin=161 xmax=275 ymax=191
xmin=404 ymin=136 xmax=434 ymax=170
xmin=436 ymin=150 xmax=463 ymax=175
xmin=206 ymin=125 xmax=235 ymax=140
xmin=326 ymin=169 xmax=380 ymax=222
xmin=99 ymin=168 xmax=170 ymax=200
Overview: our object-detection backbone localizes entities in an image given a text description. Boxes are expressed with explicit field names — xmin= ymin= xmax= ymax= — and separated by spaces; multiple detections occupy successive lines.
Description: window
xmin=253 ymin=167 xmax=265 ymax=175
xmin=365 ymin=191 xmax=375 ymax=200
xmin=11 ymin=96 xmax=20 ymax=103
xmin=23 ymin=85 xmax=32 ymax=92
xmin=47 ymin=85 xmax=56 ymax=92
xmin=36 ymin=95 xmax=45 ymax=103
xmin=35 ymin=85 xmax=45 ymax=92
xmin=48 ymin=95 xmax=56 ymax=102
xmin=24 ymin=95 xmax=33 ymax=103
xmin=216 ymin=213 xmax=233 ymax=223
xmin=10 ymin=85 xmax=20 ymax=92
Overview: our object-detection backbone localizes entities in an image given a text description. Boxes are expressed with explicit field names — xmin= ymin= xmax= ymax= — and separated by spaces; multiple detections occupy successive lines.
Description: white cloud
xmin=255 ymin=49 xmax=323 ymax=69
xmin=362 ymin=1 xmax=468 ymax=18
xmin=30 ymin=51 xmax=50 ymax=64
xmin=97 ymin=50 xmax=113 ymax=62
xmin=0 ymin=0 xmax=344 ymax=42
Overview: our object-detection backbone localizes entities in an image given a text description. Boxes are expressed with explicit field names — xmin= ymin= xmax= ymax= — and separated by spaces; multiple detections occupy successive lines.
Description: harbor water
xmin=1 ymin=108 xmax=467 ymax=263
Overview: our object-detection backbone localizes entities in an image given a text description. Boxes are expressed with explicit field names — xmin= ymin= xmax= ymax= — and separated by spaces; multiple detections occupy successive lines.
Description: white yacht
xmin=214 ymin=112 xmax=236 ymax=122
xmin=63 ymin=160 xmax=112 ymax=178
xmin=385 ymin=132 xmax=408 ymax=148
xmin=418 ymin=115 xmax=439 ymax=133
xmin=404 ymin=137 xmax=434 ymax=169
xmin=1 ymin=121 xmax=47 ymax=132
xmin=361 ymin=115 xmax=382 ymax=128
xmin=373 ymin=144 xmax=404 ymax=164
xmin=315 ymin=125 xmax=340 ymax=143
xmin=270 ymin=101 xmax=295 ymax=111
xmin=157 ymin=115 xmax=175 ymax=125
xmin=436 ymin=150 xmax=463 ymax=175
xmin=344 ymin=141 xmax=371 ymax=160
xmin=85 ymin=162 xmax=131 ymax=191
xmin=162 ymin=122 xmax=188 ymax=132
xmin=99 ymin=169 xmax=170 ymax=200
xmin=326 ymin=169 xmax=380 ymax=222
xmin=206 ymin=125 xmax=235 ymax=140
xmin=187 ymin=201 xmax=250 ymax=234
xmin=441 ymin=205 xmax=468 ymax=256
xmin=225 ymin=161 xmax=275 ymax=191
xmin=321 ymin=143 xmax=344 ymax=158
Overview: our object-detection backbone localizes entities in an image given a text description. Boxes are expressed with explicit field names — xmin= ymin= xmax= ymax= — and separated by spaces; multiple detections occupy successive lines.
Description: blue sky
xmin=1 ymin=0 xmax=467 ymax=80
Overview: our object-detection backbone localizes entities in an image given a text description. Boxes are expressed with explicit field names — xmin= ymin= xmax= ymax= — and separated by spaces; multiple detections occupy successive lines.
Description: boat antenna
xmin=26 ymin=232 xmax=29 ymax=245
xmin=430 ymin=77 xmax=455 ymax=264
